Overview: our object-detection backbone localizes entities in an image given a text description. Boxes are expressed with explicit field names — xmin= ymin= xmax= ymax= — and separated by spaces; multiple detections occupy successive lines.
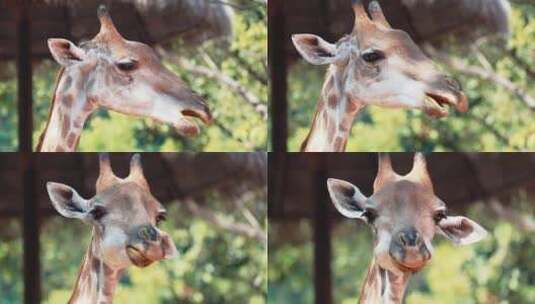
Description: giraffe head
xmin=292 ymin=0 xmax=467 ymax=118
xmin=47 ymin=154 xmax=178 ymax=269
xmin=47 ymin=5 xmax=212 ymax=137
xmin=327 ymin=153 xmax=487 ymax=273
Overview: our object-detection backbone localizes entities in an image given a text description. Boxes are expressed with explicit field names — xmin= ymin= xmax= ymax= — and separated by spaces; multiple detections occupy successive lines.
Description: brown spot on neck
xmin=333 ymin=136 xmax=347 ymax=151
xmin=62 ymin=113 xmax=71 ymax=138
xmin=67 ymin=132 xmax=78 ymax=148
xmin=62 ymin=94 xmax=74 ymax=108
xmin=327 ymin=94 xmax=338 ymax=109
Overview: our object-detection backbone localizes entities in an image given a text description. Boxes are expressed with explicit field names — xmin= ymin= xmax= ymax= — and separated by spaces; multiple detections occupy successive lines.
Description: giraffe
xmin=292 ymin=1 xmax=468 ymax=152
xmin=38 ymin=5 xmax=212 ymax=152
xmin=46 ymin=153 xmax=178 ymax=303
xmin=327 ymin=153 xmax=488 ymax=303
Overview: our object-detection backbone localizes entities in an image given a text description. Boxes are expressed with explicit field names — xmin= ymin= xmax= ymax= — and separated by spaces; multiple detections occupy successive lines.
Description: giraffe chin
xmin=423 ymin=91 xmax=468 ymax=118
xmin=389 ymin=255 xmax=426 ymax=273
xmin=126 ymin=246 xmax=154 ymax=268
xmin=174 ymin=118 xmax=201 ymax=137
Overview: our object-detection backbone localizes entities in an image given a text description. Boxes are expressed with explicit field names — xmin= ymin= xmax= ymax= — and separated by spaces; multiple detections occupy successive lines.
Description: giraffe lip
xmin=424 ymin=91 xmax=468 ymax=117
xmin=181 ymin=109 xmax=213 ymax=125
xmin=126 ymin=246 xmax=153 ymax=268
xmin=390 ymin=257 xmax=424 ymax=273
xmin=389 ymin=252 xmax=428 ymax=273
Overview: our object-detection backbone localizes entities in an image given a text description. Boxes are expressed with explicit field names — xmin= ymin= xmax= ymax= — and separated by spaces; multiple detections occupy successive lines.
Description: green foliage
xmin=268 ymin=199 xmax=535 ymax=303
xmin=0 ymin=220 xmax=22 ymax=304
xmin=0 ymin=3 xmax=266 ymax=152
xmin=287 ymin=4 xmax=535 ymax=152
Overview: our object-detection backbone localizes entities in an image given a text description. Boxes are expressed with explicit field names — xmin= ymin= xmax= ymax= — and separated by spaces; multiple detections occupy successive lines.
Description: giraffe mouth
xmin=126 ymin=246 xmax=154 ymax=268
xmin=424 ymin=92 xmax=468 ymax=118
xmin=391 ymin=258 xmax=425 ymax=273
xmin=174 ymin=109 xmax=213 ymax=137
xmin=182 ymin=109 xmax=213 ymax=125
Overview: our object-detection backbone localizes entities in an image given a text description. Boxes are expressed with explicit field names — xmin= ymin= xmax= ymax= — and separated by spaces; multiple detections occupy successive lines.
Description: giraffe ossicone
xmin=46 ymin=153 xmax=177 ymax=303
xmin=327 ymin=153 xmax=488 ymax=303
xmin=292 ymin=0 xmax=468 ymax=152
xmin=38 ymin=4 xmax=212 ymax=152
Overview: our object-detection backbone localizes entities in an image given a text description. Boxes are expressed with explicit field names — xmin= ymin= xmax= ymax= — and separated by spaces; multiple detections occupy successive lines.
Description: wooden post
xmin=17 ymin=0 xmax=33 ymax=153
xmin=17 ymin=1 xmax=40 ymax=302
xmin=313 ymin=166 xmax=332 ymax=304
xmin=21 ymin=153 xmax=40 ymax=304
xmin=268 ymin=0 xmax=288 ymax=152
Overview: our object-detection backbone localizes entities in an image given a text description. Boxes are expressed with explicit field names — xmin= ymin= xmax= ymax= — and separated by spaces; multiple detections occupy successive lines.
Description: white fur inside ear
xmin=327 ymin=178 xmax=368 ymax=219
xmin=291 ymin=34 xmax=338 ymax=65
xmin=46 ymin=182 xmax=90 ymax=219
xmin=439 ymin=216 xmax=489 ymax=245
xmin=48 ymin=38 xmax=86 ymax=66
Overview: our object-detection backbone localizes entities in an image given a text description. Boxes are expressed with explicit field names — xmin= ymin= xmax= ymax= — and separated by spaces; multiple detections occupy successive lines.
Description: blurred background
xmin=269 ymin=0 xmax=535 ymax=152
xmin=268 ymin=153 xmax=535 ymax=303
xmin=0 ymin=152 xmax=267 ymax=303
xmin=0 ymin=0 xmax=267 ymax=152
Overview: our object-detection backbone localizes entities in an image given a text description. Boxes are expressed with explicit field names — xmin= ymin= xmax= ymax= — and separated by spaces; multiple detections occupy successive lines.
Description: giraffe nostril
xmin=399 ymin=234 xmax=407 ymax=246
xmin=138 ymin=225 xmax=159 ymax=242
xmin=444 ymin=76 xmax=462 ymax=91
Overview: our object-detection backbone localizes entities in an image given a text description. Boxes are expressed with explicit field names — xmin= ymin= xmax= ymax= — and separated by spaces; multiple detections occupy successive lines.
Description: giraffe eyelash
xmin=156 ymin=213 xmax=167 ymax=224
xmin=433 ymin=209 xmax=447 ymax=224
xmin=116 ymin=59 xmax=138 ymax=71
xmin=89 ymin=206 xmax=107 ymax=221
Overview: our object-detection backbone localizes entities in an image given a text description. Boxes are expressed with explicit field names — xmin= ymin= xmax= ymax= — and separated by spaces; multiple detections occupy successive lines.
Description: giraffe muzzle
xmin=126 ymin=245 xmax=154 ymax=267
xmin=389 ymin=228 xmax=432 ymax=271
xmin=424 ymin=76 xmax=468 ymax=118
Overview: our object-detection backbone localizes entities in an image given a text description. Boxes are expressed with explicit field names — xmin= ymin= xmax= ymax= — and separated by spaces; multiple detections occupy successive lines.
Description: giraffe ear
xmin=327 ymin=178 xmax=368 ymax=219
xmin=46 ymin=182 xmax=91 ymax=220
xmin=438 ymin=216 xmax=489 ymax=245
xmin=292 ymin=34 xmax=338 ymax=65
xmin=48 ymin=38 xmax=86 ymax=66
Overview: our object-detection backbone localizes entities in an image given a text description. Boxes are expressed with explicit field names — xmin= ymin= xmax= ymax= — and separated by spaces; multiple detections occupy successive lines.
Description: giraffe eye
xmin=156 ymin=213 xmax=167 ymax=225
xmin=361 ymin=50 xmax=385 ymax=63
xmin=116 ymin=59 xmax=138 ymax=71
xmin=433 ymin=210 xmax=447 ymax=224
xmin=90 ymin=206 xmax=107 ymax=221
xmin=362 ymin=208 xmax=378 ymax=224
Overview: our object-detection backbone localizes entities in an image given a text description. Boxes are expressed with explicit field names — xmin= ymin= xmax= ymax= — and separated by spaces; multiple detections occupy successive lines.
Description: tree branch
xmin=183 ymin=197 xmax=267 ymax=244
xmin=158 ymin=47 xmax=268 ymax=119
xmin=229 ymin=49 xmax=268 ymax=85
xmin=489 ymin=199 xmax=535 ymax=232
xmin=424 ymin=45 xmax=535 ymax=110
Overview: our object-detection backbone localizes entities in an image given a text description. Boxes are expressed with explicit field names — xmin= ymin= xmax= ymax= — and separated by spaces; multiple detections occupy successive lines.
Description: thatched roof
xmin=0 ymin=0 xmax=233 ymax=60
xmin=0 ymin=153 xmax=266 ymax=219
xmin=269 ymin=153 xmax=535 ymax=220
xmin=284 ymin=0 xmax=511 ymax=61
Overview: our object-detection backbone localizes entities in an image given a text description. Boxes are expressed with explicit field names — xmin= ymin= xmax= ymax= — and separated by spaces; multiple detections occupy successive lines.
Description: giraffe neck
xmin=69 ymin=236 xmax=123 ymax=304
xmin=359 ymin=260 xmax=411 ymax=304
xmin=301 ymin=67 xmax=364 ymax=152
xmin=37 ymin=68 xmax=96 ymax=152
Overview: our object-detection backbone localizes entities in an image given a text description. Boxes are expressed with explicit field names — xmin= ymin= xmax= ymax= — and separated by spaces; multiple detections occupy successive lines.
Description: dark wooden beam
xmin=17 ymin=1 xmax=40 ymax=302
xmin=17 ymin=0 xmax=32 ymax=152
xmin=21 ymin=153 xmax=40 ymax=304
xmin=313 ymin=168 xmax=332 ymax=304
xmin=268 ymin=0 xmax=288 ymax=152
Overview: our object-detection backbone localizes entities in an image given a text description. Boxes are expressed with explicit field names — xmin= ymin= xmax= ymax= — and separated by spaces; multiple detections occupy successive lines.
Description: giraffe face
xmin=292 ymin=1 xmax=467 ymax=118
xmin=327 ymin=154 xmax=488 ymax=274
xmin=88 ymin=182 xmax=175 ymax=269
xmin=46 ymin=154 xmax=178 ymax=270
xmin=47 ymin=6 xmax=212 ymax=137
